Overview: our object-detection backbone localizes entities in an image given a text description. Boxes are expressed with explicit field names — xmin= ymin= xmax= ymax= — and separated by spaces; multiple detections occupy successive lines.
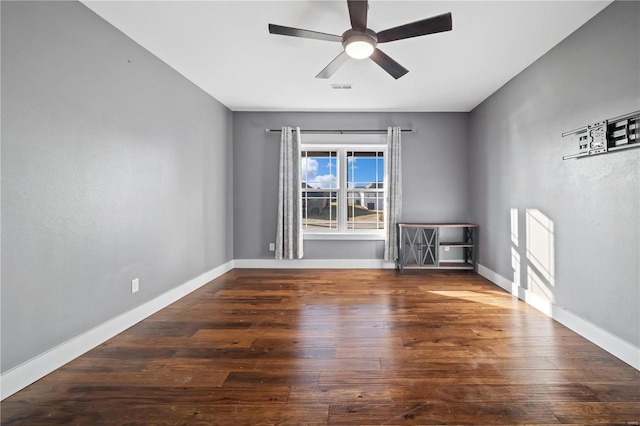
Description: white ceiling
xmin=82 ymin=0 xmax=611 ymax=112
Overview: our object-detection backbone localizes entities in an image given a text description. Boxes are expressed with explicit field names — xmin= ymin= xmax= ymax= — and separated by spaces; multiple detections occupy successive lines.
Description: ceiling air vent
xmin=331 ymin=84 xmax=353 ymax=90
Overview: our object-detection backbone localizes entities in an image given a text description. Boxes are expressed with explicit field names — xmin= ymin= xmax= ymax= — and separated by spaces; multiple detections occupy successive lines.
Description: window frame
xmin=300 ymin=143 xmax=387 ymax=240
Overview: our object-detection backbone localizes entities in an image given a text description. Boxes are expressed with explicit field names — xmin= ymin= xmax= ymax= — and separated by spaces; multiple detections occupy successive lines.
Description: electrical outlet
xmin=444 ymin=246 xmax=450 ymax=251
xmin=269 ymin=243 xmax=275 ymax=252
xmin=131 ymin=278 xmax=139 ymax=294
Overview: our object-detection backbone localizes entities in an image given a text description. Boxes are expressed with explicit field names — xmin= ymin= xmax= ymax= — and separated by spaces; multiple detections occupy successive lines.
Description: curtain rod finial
xmin=265 ymin=128 xmax=271 ymax=133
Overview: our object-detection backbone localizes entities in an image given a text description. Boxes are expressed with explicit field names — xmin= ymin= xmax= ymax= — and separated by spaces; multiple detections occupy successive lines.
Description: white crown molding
xmin=0 ymin=261 xmax=235 ymax=400
xmin=477 ymin=264 xmax=640 ymax=371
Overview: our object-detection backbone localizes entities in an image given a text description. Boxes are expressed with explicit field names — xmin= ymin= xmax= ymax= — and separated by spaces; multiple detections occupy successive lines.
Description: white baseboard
xmin=234 ymin=258 xmax=397 ymax=269
xmin=0 ymin=261 xmax=234 ymax=400
xmin=477 ymin=264 xmax=640 ymax=370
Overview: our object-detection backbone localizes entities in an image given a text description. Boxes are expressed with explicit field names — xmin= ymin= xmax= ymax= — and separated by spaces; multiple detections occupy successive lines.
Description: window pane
xmin=345 ymin=151 xmax=385 ymax=230
xmin=347 ymin=151 xmax=384 ymax=189
xmin=346 ymin=190 xmax=384 ymax=230
xmin=301 ymin=151 xmax=338 ymax=190
xmin=302 ymin=191 xmax=337 ymax=230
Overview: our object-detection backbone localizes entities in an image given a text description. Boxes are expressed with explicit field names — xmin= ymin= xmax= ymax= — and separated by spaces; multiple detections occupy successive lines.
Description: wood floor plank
xmin=338 ymin=346 xmax=499 ymax=359
xmin=327 ymin=402 xmax=424 ymax=425
xmin=328 ymin=402 xmax=561 ymax=425
xmin=288 ymin=385 xmax=394 ymax=404
xmin=7 ymin=385 xmax=291 ymax=406
xmin=222 ymin=371 xmax=320 ymax=387
xmin=407 ymin=383 xmax=600 ymax=403
xmin=3 ymin=403 xmax=329 ymax=426
xmin=32 ymin=368 xmax=229 ymax=388
xmin=230 ymin=404 xmax=330 ymax=425
xmin=319 ymin=368 xmax=510 ymax=387
xmin=173 ymin=346 xmax=337 ymax=359
xmin=251 ymin=358 xmax=381 ymax=373
xmin=381 ymin=355 xmax=559 ymax=370
xmin=102 ymin=333 xmax=256 ymax=349
xmin=2 ymin=269 xmax=638 ymax=425
xmin=584 ymin=383 xmax=640 ymax=402
xmin=546 ymin=401 xmax=640 ymax=424
xmin=126 ymin=319 xmax=253 ymax=335
xmin=251 ymin=336 xmax=404 ymax=349
xmin=546 ymin=355 xmax=635 ymax=369
xmin=500 ymin=367 xmax=640 ymax=385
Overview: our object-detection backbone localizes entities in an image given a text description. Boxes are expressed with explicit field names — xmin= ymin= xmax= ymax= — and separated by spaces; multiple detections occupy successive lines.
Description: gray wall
xmin=1 ymin=1 xmax=233 ymax=372
xmin=233 ymin=112 xmax=469 ymax=259
xmin=469 ymin=1 xmax=639 ymax=346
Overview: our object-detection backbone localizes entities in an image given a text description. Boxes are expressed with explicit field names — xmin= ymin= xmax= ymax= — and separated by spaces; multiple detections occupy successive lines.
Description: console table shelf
xmin=397 ymin=223 xmax=478 ymax=273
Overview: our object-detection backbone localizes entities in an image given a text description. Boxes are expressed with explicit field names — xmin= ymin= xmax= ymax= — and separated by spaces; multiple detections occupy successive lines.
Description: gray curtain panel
xmin=384 ymin=127 xmax=402 ymax=261
xmin=275 ymin=127 xmax=304 ymax=259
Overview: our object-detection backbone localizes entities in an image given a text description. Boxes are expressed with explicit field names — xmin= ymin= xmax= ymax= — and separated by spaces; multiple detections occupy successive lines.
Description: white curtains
xmin=384 ymin=127 xmax=402 ymax=261
xmin=275 ymin=127 xmax=304 ymax=259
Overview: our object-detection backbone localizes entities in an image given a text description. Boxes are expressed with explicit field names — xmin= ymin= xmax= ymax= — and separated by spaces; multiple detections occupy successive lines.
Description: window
xmin=301 ymin=145 xmax=386 ymax=236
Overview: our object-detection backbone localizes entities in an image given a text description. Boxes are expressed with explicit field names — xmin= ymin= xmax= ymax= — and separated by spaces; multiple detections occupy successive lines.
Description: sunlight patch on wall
xmin=527 ymin=264 xmax=555 ymax=303
xmin=510 ymin=207 xmax=519 ymax=246
xmin=510 ymin=208 xmax=521 ymax=294
xmin=526 ymin=208 xmax=555 ymax=287
xmin=511 ymin=246 xmax=521 ymax=294
xmin=510 ymin=207 xmax=556 ymax=304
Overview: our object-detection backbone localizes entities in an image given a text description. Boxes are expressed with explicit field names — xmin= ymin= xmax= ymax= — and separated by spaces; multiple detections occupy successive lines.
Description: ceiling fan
xmin=268 ymin=0 xmax=452 ymax=80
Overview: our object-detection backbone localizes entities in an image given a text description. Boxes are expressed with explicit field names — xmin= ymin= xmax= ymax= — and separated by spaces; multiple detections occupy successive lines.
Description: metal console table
xmin=397 ymin=223 xmax=478 ymax=273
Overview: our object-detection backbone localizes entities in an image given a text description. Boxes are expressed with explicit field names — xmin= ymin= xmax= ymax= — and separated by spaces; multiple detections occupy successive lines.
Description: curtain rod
xmin=264 ymin=128 xmax=416 ymax=134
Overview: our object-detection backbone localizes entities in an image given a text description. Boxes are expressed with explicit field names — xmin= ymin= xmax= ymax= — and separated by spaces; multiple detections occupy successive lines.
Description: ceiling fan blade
xmin=347 ymin=0 xmax=368 ymax=32
xmin=376 ymin=12 xmax=452 ymax=43
xmin=370 ymin=48 xmax=408 ymax=79
xmin=269 ymin=24 xmax=342 ymax=42
xmin=316 ymin=51 xmax=350 ymax=79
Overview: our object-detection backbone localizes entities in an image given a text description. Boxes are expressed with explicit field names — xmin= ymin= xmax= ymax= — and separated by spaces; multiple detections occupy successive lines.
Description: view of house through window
xmin=301 ymin=147 xmax=385 ymax=232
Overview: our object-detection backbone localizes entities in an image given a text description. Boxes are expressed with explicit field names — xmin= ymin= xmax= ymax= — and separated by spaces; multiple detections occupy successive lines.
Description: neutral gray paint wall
xmin=233 ymin=112 xmax=469 ymax=259
xmin=469 ymin=1 xmax=639 ymax=346
xmin=1 ymin=1 xmax=233 ymax=372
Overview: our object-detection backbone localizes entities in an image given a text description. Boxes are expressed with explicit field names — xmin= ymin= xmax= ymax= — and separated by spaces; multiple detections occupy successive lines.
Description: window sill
xmin=303 ymin=232 xmax=385 ymax=241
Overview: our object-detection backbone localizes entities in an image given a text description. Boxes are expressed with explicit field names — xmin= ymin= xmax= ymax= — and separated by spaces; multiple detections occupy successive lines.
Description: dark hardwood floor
xmin=2 ymin=269 xmax=638 ymax=424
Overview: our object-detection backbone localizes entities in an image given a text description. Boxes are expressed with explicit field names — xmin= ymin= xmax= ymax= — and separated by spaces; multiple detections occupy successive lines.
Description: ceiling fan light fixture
xmin=342 ymin=30 xmax=377 ymax=59
xmin=345 ymin=40 xmax=374 ymax=59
